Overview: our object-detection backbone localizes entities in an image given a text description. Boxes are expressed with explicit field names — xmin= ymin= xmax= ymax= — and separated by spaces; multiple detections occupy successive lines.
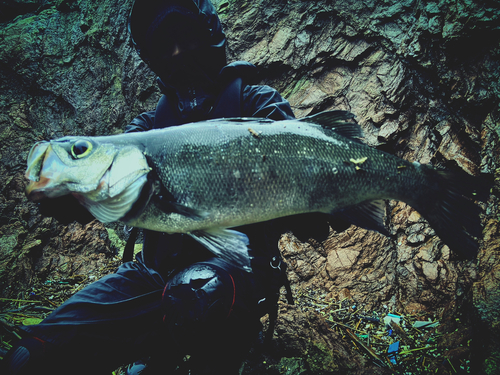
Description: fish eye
xmin=71 ymin=139 xmax=93 ymax=159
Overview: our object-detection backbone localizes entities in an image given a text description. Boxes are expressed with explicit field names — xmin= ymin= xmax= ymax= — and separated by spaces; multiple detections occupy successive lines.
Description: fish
xmin=25 ymin=111 xmax=490 ymax=271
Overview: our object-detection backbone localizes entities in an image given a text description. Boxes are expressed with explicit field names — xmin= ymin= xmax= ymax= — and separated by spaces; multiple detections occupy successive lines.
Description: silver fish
xmin=25 ymin=111 xmax=489 ymax=271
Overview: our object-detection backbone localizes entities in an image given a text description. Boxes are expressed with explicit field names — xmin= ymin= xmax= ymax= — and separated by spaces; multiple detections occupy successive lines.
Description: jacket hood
xmin=129 ymin=0 xmax=226 ymax=66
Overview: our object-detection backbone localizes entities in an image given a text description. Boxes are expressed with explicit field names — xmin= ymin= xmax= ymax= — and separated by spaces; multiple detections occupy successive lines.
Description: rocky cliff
xmin=1 ymin=0 xmax=499 ymax=373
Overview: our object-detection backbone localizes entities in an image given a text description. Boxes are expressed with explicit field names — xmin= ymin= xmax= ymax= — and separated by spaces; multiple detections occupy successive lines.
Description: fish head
xmin=25 ymin=136 xmax=151 ymax=223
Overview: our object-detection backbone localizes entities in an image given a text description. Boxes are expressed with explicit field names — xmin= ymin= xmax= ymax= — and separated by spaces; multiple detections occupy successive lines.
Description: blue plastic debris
xmin=388 ymin=341 xmax=400 ymax=364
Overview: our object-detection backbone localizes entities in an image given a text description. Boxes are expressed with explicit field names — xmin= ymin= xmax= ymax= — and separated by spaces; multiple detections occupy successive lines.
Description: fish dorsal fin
xmin=189 ymin=229 xmax=252 ymax=272
xmin=300 ymin=110 xmax=363 ymax=142
xmin=333 ymin=200 xmax=389 ymax=235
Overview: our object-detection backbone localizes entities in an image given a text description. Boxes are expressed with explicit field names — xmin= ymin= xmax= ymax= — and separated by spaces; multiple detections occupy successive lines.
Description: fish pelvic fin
xmin=300 ymin=110 xmax=363 ymax=142
xmin=189 ymin=229 xmax=253 ymax=272
xmin=412 ymin=166 xmax=492 ymax=260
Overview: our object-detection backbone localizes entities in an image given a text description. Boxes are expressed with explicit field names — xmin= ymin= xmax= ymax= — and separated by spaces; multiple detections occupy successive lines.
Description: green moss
xmin=277 ymin=357 xmax=309 ymax=375
xmin=9 ymin=14 xmax=38 ymax=28
xmin=306 ymin=341 xmax=338 ymax=373
xmin=2 ymin=16 xmax=37 ymax=56
xmin=282 ymin=76 xmax=312 ymax=100
xmin=106 ymin=228 xmax=126 ymax=254
xmin=0 ymin=234 xmax=19 ymax=255
xmin=214 ymin=0 xmax=250 ymax=17
xmin=111 ymin=73 xmax=123 ymax=93
xmin=105 ymin=228 xmax=142 ymax=258
xmin=0 ymin=118 xmax=14 ymax=142
xmin=484 ymin=352 xmax=500 ymax=375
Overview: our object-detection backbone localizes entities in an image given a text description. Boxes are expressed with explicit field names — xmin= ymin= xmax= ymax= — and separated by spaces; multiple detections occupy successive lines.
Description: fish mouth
xmin=25 ymin=141 xmax=54 ymax=201
xmin=25 ymin=141 xmax=50 ymax=182
xmin=25 ymin=141 xmax=74 ymax=201
xmin=26 ymin=180 xmax=50 ymax=201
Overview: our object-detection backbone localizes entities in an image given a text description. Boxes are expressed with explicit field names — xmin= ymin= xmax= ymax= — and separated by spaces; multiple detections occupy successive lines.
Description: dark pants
xmin=2 ymin=259 xmax=261 ymax=374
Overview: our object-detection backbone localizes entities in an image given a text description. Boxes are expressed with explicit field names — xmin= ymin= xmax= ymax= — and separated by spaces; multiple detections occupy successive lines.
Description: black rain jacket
xmin=125 ymin=61 xmax=295 ymax=278
xmin=128 ymin=0 xmax=295 ymax=279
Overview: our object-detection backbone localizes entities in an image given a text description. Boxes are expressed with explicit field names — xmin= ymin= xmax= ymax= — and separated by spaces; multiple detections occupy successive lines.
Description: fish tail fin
xmin=412 ymin=166 xmax=492 ymax=260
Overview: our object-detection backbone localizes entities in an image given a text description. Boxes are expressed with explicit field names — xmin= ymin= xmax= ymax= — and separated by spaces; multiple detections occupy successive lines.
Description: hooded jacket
xmin=128 ymin=0 xmax=294 ymax=129
xmin=126 ymin=62 xmax=295 ymax=132
xmin=127 ymin=0 xmax=295 ymax=276
xmin=126 ymin=62 xmax=295 ymax=277
xmin=129 ymin=0 xmax=225 ymax=70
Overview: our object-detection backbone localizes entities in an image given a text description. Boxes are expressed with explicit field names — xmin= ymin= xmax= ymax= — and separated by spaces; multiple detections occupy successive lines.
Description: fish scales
xmin=25 ymin=111 xmax=491 ymax=270
xmin=132 ymin=121 xmax=422 ymax=233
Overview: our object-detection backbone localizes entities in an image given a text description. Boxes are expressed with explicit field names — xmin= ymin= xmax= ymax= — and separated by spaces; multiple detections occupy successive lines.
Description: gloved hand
xmin=37 ymin=195 xmax=95 ymax=225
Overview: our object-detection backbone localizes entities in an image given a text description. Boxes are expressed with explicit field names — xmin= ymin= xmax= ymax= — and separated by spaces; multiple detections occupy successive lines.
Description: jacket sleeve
xmin=124 ymin=110 xmax=156 ymax=133
xmin=242 ymin=85 xmax=295 ymax=120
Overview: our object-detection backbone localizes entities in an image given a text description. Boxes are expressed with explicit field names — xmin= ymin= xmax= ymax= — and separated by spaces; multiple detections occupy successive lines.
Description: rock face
xmin=0 ymin=0 xmax=151 ymax=298
xmin=219 ymin=0 xmax=500 ymax=371
xmin=0 ymin=0 xmax=499 ymax=373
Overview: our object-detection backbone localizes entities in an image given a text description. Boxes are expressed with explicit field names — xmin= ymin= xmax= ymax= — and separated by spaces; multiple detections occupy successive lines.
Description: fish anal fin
xmin=188 ymin=229 xmax=252 ymax=272
xmin=333 ymin=200 xmax=389 ymax=236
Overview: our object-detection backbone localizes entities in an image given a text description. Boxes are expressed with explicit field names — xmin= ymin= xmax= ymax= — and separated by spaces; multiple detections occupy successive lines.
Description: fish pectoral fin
xmin=300 ymin=110 xmax=364 ymax=142
xmin=154 ymin=196 xmax=207 ymax=220
xmin=188 ymin=229 xmax=253 ymax=272
xmin=332 ymin=200 xmax=390 ymax=236
xmin=170 ymin=202 xmax=208 ymax=220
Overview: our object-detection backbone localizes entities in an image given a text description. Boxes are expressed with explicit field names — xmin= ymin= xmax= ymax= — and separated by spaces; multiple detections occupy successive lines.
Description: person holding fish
xmin=4 ymin=0 xmax=491 ymax=374
xmin=2 ymin=0 xmax=296 ymax=374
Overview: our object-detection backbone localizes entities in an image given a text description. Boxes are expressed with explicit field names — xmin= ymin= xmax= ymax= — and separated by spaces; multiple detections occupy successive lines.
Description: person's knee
xmin=161 ymin=261 xmax=239 ymax=348
xmin=2 ymin=337 xmax=52 ymax=375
